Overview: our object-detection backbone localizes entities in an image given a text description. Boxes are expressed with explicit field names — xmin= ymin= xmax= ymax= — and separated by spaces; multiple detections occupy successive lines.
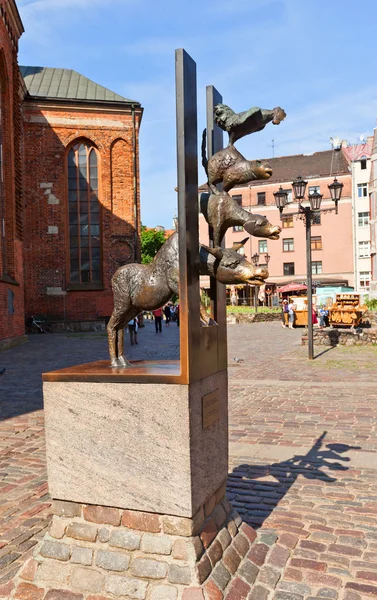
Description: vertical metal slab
xmin=176 ymin=51 xmax=228 ymax=383
xmin=175 ymin=49 xmax=200 ymax=383
xmin=206 ymin=86 xmax=227 ymax=371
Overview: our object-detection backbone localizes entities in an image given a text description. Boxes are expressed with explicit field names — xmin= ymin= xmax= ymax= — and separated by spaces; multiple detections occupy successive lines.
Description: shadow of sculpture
xmin=227 ymin=432 xmax=361 ymax=529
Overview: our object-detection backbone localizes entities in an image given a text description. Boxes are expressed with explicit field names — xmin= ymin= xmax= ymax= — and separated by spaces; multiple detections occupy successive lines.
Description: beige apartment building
xmin=199 ymin=147 xmax=353 ymax=304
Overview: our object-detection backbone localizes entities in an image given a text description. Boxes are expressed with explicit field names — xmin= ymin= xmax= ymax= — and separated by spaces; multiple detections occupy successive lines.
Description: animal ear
xmin=232 ymin=238 xmax=249 ymax=252
xmin=201 ymin=244 xmax=223 ymax=260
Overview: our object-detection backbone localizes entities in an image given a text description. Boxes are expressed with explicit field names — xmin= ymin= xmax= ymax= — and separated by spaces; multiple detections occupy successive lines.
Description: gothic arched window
xmin=67 ymin=142 xmax=101 ymax=285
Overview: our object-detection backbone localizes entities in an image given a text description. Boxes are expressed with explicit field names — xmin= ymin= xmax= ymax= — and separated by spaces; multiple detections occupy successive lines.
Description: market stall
xmin=329 ymin=293 xmax=367 ymax=327
xmin=288 ymin=295 xmax=318 ymax=326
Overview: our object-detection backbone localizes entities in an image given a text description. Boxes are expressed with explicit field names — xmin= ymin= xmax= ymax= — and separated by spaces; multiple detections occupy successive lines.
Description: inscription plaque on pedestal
xmin=202 ymin=389 xmax=220 ymax=429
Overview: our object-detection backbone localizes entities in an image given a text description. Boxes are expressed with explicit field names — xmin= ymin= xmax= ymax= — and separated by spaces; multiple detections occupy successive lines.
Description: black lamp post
xmin=274 ymin=176 xmax=343 ymax=360
xmin=251 ymin=252 xmax=271 ymax=311
xmin=251 ymin=252 xmax=260 ymax=312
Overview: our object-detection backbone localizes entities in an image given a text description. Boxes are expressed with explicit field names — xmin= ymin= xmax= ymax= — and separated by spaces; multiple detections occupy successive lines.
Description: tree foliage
xmin=140 ymin=225 xmax=166 ymax=264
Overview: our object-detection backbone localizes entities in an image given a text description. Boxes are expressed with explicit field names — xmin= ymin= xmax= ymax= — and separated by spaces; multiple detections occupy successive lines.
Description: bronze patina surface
xmin=106 ymin=49 xmax=285 ymax=369
xmin=43 ymin=360 xmax=181 ymax=384
xmin=201 ymin=191 xmax=281 ymax=248
xmin=107 ymin=232 xmax=268 ymax=367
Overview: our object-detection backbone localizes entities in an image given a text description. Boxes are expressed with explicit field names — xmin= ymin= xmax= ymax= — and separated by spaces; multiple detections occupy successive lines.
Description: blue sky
xmin=18 ymin=0 xmax=377 ymax=228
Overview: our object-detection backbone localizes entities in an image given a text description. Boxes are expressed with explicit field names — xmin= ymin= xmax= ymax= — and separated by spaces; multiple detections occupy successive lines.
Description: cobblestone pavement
xmin=1 ymin=321 xmax=377 ymax=598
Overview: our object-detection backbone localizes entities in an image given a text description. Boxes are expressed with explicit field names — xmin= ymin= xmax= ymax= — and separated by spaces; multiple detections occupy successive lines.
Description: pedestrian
xmin=152 ymin=307 xmax=163 ymax=333
xmin=164 ymin=304 xmax=171 ymax=326
xmin=281 ymin=299 xmax=289 ymax=328
xmin=288 ymin=300 xmax=295 ymax=329
xmin=312 ymin=307 xmax=318 ymax=327
xmin=318 ymin=305 xmax=328 ymax=328
xmin=230 ymin=290 xmax=238 ymax=306
xmin=175 ymin=303 xmax=180 ymax=327
xmin=127 ymin=316 xmax=138 ymax=345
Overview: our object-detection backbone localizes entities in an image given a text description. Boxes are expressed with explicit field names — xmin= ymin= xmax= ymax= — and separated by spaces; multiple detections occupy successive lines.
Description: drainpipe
xmin=351 ymin=161 xmax=358 ymax=291
xmin=132 ymin=105 xmax=138 ymax=261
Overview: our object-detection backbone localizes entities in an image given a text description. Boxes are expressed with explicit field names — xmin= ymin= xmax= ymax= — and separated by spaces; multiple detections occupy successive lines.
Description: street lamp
xmin=274 ymin=176 xmax=344 ymax=360
xmin=251 ymin=252 xmax=260 ymax=312
xmin=251 ymin=252 xmax=271 ymax=311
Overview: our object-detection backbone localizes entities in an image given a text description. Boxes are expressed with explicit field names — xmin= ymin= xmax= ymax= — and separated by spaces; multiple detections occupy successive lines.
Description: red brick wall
xmin=22 ymin=103 xmax=142 ymax=321
xmin=0 ymin=0 xmax=25 ymax=342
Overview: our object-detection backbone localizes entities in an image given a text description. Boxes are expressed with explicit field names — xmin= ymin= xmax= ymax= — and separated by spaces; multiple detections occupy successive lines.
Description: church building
xmin=0 ymin=0 xmax=142 ymax=348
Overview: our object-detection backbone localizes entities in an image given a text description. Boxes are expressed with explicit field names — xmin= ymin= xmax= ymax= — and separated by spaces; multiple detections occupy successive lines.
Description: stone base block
xmin=43 ymin=371 xmax=228 ymax=518
xmin=11 ymin=491 xmax=264 ymax=600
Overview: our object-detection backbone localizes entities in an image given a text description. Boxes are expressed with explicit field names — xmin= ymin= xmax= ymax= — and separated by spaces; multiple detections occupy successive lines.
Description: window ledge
xmin=67 ymin=283 xmax=104 ymax=291
xmin=0 ymin=275 xmax=20 ymax=286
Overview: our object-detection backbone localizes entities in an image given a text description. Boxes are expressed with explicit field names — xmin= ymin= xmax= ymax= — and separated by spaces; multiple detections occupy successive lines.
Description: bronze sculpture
xmin=107 ymin=98 xmax=285 ymax=367
xmin=107 ymin=233 xmax=268 ymax=367
xmin=201 ymin=192 xmax=281 ymax=248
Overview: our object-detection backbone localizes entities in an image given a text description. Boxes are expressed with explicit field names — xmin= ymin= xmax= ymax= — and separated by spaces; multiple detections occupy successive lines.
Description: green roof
xmin=20 ymin=66 xmax=139 ymax=105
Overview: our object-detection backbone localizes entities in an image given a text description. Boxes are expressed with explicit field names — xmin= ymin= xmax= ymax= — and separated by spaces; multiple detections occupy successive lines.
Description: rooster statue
xmin=213 ymin=104 xmax=286 ymax=145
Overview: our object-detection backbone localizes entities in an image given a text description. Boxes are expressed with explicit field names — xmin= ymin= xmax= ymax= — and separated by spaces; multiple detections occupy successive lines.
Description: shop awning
xmin=278 ymin=283 xmax=307 ymax=293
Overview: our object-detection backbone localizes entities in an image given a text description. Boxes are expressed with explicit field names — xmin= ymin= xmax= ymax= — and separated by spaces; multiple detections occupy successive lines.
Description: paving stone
xmin=40 ymin=541 xmax=71 ymax=561
xmin=122 ymin=510 xmax=161 ymax=533
xmin=70 ymin=567 xmax=104 ymax=592
xmin=200 ymin=518 xmax=217 ymax=548
xmin=18 ymin=558 xmax=39 ymax=581
xmin=182 ymin=589 xmax=204 ymax=600
xmin=248 ymin=585 xmax=269 ymax=600
xmin=14 ymin=583 xmax=44 ymax=599
xmin=222 ymin=545 xmax=241 ymax=574
xmin=247 ymin=543 xmax=269 ymax=567
xmin=71 ymin=546 xmax=93 ymax=566
xmin=49 ymin=518 xmax=67 ymax=539
xmin=197 ymin=554 xmax=211 ymax=584
xmin=131 ymin=557 xmax=168 ymax=579
xmin=207 ymin=539 xmax=223 ymax=566
xmin=238 ymin=559 xmax=259 ymax=585
xmin=278 ymin=581 xmax=311 ymax=596
xmin=224 ymin=576 xmax=250 ymax=599
xmin=168 ymin=563 xmax=191 ymax=584
xmin=212 ymin=504 xmax=227 ymax=529
xmin=105 ymin=575 xmax=148 ymax=599
xmin=172 ymin=538 xmax=189 ymax=560
xmin=141 ymin=533 xmax=172 ymax=555
xmin=66 ymin=522 xmax=97 ymax=542
xmin=52 ymin=501 xmax=81 ymax=518
xmin=317 ymin=589 xmax=338 ymax=599
xmin=211 ymin=561 xmax=231 ymax=590
xmin=96 ymin=549 xmax=129 ymax=571
xmin=83 ymin=505 xmax=121 ymax=526
xmin=44 ymin=592 xmax=84 ymax=600
xmin=204 ymin=578 xmax=223 ymax=600
xmin=35 ymin=560 xmax=71 ymax=584
xmin=151 ymin=585 xmax=179 ymax=600
xmin=7 ymin=323 xmax=377 ymax=597
xmin=98 ymin=527 xmax=110 ymax=543
xmin=109 ymin=529 xmax=140 ymax=550
xmin=258 ymin=565 xmax=281 ymax=587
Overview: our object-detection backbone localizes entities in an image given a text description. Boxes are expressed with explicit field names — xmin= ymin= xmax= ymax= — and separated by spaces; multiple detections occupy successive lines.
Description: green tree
xmin=140 ymin=225 xmax=166 ymax=264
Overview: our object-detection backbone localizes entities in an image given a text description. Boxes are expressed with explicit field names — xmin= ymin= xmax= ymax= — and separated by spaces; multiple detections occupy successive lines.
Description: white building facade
xmin=343 ymin=140 xmax=373 ymax=295
xmin=369 ymin=130 xmax=377 ymax=297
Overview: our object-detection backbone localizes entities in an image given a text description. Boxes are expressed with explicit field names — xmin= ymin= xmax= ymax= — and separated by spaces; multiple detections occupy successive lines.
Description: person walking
xmin=319 ymin=305 xmax=328 ymax=328
xmin=153 ymin=308 xmax=163 ymax=333
xmin=164 ymin=304 xmax=171 ymax=326
xmin=281 ymin=299 xmax=289 ymax=328
xmin=175 ymin=303 xmax=180 ymax=327
xmin=288 ymin=300 xmax=295 ymax=329
xmin=128 ymin=316 xmax=138 ymax=345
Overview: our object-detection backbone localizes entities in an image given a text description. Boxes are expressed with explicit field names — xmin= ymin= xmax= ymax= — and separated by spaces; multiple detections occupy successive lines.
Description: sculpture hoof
xmin=118 ymin=355 xmax=132 ymax=368
xmin=110 ymin=357 xmax=132 ymax=368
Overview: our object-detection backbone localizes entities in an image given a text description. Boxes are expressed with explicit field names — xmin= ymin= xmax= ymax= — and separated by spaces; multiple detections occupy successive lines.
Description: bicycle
xmin=27 ymin=316 xmax=53 ymax=334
